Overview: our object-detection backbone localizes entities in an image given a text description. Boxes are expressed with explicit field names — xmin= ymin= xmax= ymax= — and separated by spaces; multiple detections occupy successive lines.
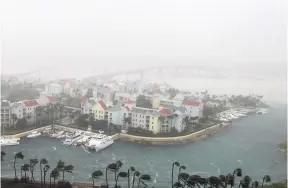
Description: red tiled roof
xmin=80 ymin=97 xmax=88 ymax=103
xmin=98 ymin=100 xmax=107 ymax=110
xmin=125 ymin=106 xmax=131 ymax=111
xmin=125 ymin=100 xmax=136 ymax=104
xmin=47 ymin=96 xmax=57 ymax=102
xmin=159 ymin=108 xmax=173 ymax=116
xmin=183 ymin=100 xmax=200 ymax=106
xmin=23 ymin=100 xmax=39 ymax=107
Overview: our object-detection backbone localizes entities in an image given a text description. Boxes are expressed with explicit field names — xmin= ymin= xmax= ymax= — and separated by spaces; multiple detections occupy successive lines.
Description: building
xmin=45 ymin=83 xmax=63 ymax=96
xmin=158 ymin=109 xmax=174 ymax=133
xmin=131 ymin=107 xmax=159 ymax=131
xmin=182 ymin=100 xmax=203 ymax=118
xmin=107 ymin=105 xmax=125 ymax=127
xmin=96 ymin=87 xmax=115 ymax=102
xmin=11 ymin=100 xmax=39 ymax=125
xmin=81 ymin=98 xmax=96 ymax=115
xmin=92 ymin=100 xmax=108 ymax=120
xmin=1 ymin=100 xmax=11 ymax=127
xmin=37 ymin=94 xmax=57 ymax=106
xmin=114 ymin=92 xmax=131 ymax=104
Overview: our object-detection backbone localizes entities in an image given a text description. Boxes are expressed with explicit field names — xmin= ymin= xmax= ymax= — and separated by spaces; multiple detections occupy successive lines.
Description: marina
xmin=1 ymin=105 xmax=286 ymax=186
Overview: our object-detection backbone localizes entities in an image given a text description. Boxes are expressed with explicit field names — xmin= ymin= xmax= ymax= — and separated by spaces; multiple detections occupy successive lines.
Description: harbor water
xmin=1 ymin=105 xmax=287 ymax=187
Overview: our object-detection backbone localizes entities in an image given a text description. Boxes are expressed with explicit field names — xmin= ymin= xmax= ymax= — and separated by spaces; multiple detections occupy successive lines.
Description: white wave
xmin=237 ymin=160 xmax=243 ymax=165
xmin=52 ymin=146 xmax=57 ymax=150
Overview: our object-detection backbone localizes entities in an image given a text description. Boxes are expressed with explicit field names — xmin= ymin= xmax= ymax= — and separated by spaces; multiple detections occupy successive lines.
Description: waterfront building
xmin=107 ymin=105 xmax=127 ymax=127
xmin=11 ymin=100 xmax=39 ymax=125
xmin=182 ymin=99 xmax=203 ymax=118
xmin=1 ymin=100 xmax=11 ymax=127
xmin=92 ymin=100 xmax=108 ymax=120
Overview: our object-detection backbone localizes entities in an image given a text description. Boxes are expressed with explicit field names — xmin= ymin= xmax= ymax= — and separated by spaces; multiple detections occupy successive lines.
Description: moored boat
xmin=27 ymin=131 xmax=41 ymax=139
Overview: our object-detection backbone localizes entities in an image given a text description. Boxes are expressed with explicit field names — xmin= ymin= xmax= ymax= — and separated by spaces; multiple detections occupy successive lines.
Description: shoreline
xmin=2 ymin=122 xmax=232 ymax=145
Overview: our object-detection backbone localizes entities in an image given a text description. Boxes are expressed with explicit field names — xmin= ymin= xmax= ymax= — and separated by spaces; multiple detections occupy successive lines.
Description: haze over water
xmin=1 ymin=105 xmax=287 ymax=186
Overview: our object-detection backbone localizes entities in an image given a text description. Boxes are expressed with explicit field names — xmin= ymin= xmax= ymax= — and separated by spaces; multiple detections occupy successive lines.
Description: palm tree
xmin=21 ymin=164 xmax=30 ymax=181
xmin=232 ymin=168 xmax=242 ymax=186
xmin=40 ymin=158 xmax=48 ymax=187
xmin=261 ymin=175 xmax=271 ymax=188
xmin=1 ymin=151 xmax=6 ymax=161
xmin=115 ymin=172 xmax=128 ymax=188
xmin=198 ymin=177 xmax=209 ymax=188
xmin=172 ymin=161 xmax=180 ymax=188
xmin=252 ymin=181 xmax=260 ymax=188
xmin=29 ymin=158 xmax=38 ymax=183
xmin=11 ymin=113 xmax=18 ymax=128
xmin=178 ymin=173 xmax=189 ymax=187
xmin=50 ymin=168 xmax=60 ymax=188
xmin=178 ymin=165 xmax=186 ymax=182
xmin=188 ymin=175 xmax=202 ymax=188
xmin=92 ymin=170 xmax=103 ymax=188
xmin=239 ymin=176 xmax=252 ymax=188
xmin=43 ymin=164 xmax=50 ymax=187
xmin=128 ymin=166 xmax=135 ymax=188
xmin=14 ymin=152 xmax=24 ymax=179
xmin=56 ymin=160 xmax=65 ymax=182
xmin=105 ymin=163 xmax=118 ymax=188
xmin=138 ymin=174 xmax=151 ymax=188
xmin=132 ymin=171 xmax=140 ymax=188
xmin=225 ymin=173 xmax=234 ymax=188
xmin=62 ymin=165 xmax=74 ymax=181
xmin=207 ymin=176 xmax=221 ymax=188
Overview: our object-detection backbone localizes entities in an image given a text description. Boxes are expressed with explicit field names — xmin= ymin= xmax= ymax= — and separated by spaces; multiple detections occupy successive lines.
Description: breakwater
xmin=4 ymin=122 xmax=231 ymax=145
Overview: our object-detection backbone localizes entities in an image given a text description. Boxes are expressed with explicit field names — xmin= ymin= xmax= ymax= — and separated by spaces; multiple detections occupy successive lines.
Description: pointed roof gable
xmin=98 ymin=100 xmax=107 ymax=110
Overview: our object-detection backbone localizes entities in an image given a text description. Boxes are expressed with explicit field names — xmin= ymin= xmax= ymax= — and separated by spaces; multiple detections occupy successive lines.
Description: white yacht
xmin=62 ymin=131 xmax=82 ymax=145
xmin=85 ymin=133 xmax=114 ymax=152
xmin=27 ymin=131 xmax=41 ymax=138
xmin=0 ymin=137 xmax=19 ymax=146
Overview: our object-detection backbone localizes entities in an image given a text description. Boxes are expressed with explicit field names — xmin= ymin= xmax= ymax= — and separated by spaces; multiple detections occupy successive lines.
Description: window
xmin=152 ymin=126 xmax=153 ymax=129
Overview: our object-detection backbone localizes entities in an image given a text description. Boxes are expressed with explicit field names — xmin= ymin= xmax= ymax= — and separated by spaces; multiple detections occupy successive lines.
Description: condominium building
xmin=1 ymin=100 xmax=11 ymax=127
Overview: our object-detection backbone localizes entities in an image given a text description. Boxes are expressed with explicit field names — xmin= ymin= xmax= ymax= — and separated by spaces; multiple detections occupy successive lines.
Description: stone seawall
xmin=115 ymin=122 xmax=231 ymax=144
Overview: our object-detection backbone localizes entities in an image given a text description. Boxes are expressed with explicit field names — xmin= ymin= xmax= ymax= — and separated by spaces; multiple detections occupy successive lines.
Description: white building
xmin=45 ymin=83 xmax=63 ymax=96
xmin=1 ymin=100 xmax=11 ymax=127
xmin=11 ymin=100 xmax=39 ymax=125
xmin=182 ymin=99 xmax=203 ymax=118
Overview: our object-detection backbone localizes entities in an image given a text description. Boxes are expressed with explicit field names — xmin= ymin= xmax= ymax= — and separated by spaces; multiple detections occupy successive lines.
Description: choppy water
xmin=1 ymin=105 xmax=287 ymax=187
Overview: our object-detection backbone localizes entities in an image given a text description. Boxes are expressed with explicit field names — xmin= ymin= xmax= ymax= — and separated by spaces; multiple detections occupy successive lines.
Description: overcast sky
xmin=1 ymin=0 xmax=287 ymax=102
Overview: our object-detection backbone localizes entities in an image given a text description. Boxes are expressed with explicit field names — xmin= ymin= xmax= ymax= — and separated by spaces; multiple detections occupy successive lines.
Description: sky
xmin=1 ymin=0 xmax=287 ymax=102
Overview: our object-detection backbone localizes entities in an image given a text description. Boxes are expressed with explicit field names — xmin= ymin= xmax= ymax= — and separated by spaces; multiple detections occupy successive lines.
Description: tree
xmin=128 ymin=166 xmax=135 ymax=188
xmin=92 ymin=170 xmax=103 ymax=188
xmin=14 ymin=152 xmax=24 ymax=179
xmin=178 ymin=166 xmax=186 ymax=182
xmin=240 ymin=176 xmax=252 ymax=188
xmin=62 ymin=165 xmax=74 ymax=182
xmin=85 ymin=88 xmax=94 ymax=98
xmin=136 ymin=95 xmax=152 ymax=109
xmin=172 ymin=161 xmax=180 ymax=188
xmin=43 ymin=164 xmax=50 ymax=187
xmin=21 ymin=164 xmax=30 ymax=181
xmin=132 ymin=171 xmax=140 ymax=188
xmin=50 ymin=168 xmax=60 ymax=188
xmin=138 ymin=174 xmax=151 ymax=188
xmin=1 ymin=151 xmax=6 ymax=161
xmin=115 ymin=172 xmax=128 ymax=188
xmin=29 ymin=158 xmax=38 ymax=183
xmin=262 ymin=175 xmax=271 ymax=188
xmin=105 ymin=160 xmax=123 ymax=188
xmin=40 ymin=158 xmax=48 ymax=186
xmin=11 ymin=113 xmax=18 ymax=128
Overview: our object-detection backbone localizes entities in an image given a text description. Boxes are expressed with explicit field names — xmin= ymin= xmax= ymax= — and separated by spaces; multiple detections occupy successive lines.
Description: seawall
xmin=3 ymin=123 xmax=231 ymax=145
xmin=115 ymin=122 xmax=231 ymax=144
